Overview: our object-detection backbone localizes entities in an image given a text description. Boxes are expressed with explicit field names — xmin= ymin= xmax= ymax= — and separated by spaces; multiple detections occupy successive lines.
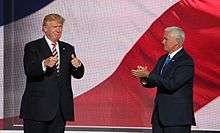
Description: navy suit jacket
xmin=20 ymin=37 xmax=84 ymax=121
xmin=143 ymin=49 xmax=196 ymax=126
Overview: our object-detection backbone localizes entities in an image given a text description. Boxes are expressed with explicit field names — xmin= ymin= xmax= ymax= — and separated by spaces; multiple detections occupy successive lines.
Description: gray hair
xmin=165 ymin=26 xmax=185 ymax=45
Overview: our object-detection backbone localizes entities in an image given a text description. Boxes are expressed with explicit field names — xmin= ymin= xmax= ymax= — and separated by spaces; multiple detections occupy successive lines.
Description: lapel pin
xmin=63 ymin=47 xmax=65 ymax=50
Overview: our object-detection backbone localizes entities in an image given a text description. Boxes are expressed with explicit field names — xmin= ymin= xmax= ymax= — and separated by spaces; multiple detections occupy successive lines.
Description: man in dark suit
xmin=132 ymin=26 xmax=195 ymax=133
xmin=20 ymin=13 xmax=84 ymax=133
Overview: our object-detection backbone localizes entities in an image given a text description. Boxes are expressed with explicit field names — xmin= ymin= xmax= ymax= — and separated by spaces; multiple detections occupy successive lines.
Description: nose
xmin=58 ymin=27 xmax=62 ymax=32
xmin=56 ymin=26 xmax=62 ymax=32
xmin=162 ymin=39 xmax=165 ymax=44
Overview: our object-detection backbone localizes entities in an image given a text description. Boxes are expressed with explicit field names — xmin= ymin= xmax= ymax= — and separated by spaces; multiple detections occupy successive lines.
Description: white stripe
xmin=17 ymin=0 xmax=177 ymax=97
xmin=0 ymin=130 xmax=139 ymax=133
xmin=0 ymin=131 xmax=132 ymax=133
xmin=2 ymin=0 xmax=178 ymax=117
xmin=193 ymin=96 xmax=220 ymax=130
xmin=0 ymin=26 xmax=3 ymax=118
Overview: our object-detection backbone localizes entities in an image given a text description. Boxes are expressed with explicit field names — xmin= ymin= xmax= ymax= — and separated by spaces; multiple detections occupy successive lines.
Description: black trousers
xmin=23 ymin=107 xmax=66 ymax=133
xmin=152 ymin=108 xmax=191 ymax=133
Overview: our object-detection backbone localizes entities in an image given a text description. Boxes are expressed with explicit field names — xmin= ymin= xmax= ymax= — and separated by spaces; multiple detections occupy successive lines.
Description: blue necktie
xmin=160 ymin=55 xmax=171 ymax=75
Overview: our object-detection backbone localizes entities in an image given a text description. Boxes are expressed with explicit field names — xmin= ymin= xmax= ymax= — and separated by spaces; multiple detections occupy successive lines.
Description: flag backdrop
xmin=0 ymin=0 xmax=220 ymax=130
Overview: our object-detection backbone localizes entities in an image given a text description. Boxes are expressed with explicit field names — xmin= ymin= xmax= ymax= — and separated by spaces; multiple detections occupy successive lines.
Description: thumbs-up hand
xmin=71 ymin=54 xmax=81 ymax=68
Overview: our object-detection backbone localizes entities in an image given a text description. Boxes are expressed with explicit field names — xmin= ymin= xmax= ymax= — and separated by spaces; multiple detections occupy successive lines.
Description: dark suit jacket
xmin=20 ymin=37 xmax=84 ymax=121
xmin=143 ymin=49 xmax=196 ymax=126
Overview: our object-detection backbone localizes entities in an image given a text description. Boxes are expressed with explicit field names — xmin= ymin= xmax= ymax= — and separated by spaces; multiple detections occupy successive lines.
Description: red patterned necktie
xmin=52 ymin=43 xmax=59 ymax=71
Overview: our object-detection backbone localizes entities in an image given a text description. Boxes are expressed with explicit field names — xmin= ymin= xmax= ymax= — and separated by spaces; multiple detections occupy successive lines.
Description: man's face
xmin=43 ymin=20 xmax=63 ymax=43
xmin=162 ymin=31 xmax=179 ymax=53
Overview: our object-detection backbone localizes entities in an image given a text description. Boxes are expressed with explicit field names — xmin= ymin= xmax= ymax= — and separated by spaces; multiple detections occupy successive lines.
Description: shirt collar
xmin=44 ymin=35 xmax=58 ymax=46
xmin=169 ymin=47 xmax=183 ymax=59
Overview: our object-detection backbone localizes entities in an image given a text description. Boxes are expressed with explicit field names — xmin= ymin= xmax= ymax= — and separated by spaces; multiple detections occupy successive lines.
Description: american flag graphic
xmin=0 ymin=0 xmax=220 ymax=130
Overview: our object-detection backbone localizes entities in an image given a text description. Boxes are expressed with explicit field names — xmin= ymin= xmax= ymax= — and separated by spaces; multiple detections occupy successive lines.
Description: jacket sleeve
xmin=147 ymin=59 xmax=194 ymax=92
xmin=70 ymin=64 xmax=85 ymax=79
xmin=23 ymin=44 xmax=44 ymax=77
xmin=140 ymin=59 xmax=162 ymax=88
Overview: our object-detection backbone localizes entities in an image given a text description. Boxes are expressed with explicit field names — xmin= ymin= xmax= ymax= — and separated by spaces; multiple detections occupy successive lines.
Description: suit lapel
xmin=39 ymin=37 xmax=53 ymax=59
xmin=158 ymin=55 xmax=168 ymax=75
xmin=58 ymin=41 xmax=68 ymax=73
xmin=172 ymin=49 xmax=185 ymax=61
xmin=161 ymin=49 xmax=185 ymax=76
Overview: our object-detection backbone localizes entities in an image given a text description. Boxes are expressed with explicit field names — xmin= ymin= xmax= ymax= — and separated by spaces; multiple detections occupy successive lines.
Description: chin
xmin=164 ymin=47 xmax=167 ymax=51
xmin=54 ymin=37 xmax=60 ymax=41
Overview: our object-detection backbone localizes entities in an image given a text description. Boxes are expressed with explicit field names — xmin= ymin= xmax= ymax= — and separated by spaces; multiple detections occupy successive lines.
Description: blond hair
xmin=43 ymin=13 xmax=65 ymax=26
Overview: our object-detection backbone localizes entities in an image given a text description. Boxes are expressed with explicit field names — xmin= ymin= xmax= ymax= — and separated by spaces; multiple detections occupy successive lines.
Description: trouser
xmin=152 ymin=108 xmax=191 ymax=133
xmin=23 ymin=107 xmax=66 ymax=133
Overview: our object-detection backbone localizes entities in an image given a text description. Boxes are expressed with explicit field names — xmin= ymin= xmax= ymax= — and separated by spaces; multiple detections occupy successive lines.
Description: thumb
xmin=137 ymin=66 xmax=143 ymax=69
xmin=71 ymin=54 xmax=76 ymax=59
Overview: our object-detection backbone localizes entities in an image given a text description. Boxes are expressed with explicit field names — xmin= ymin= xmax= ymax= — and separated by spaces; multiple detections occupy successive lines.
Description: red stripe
xmin=2 ymin=0 xmax=220 ymax=129
xmin=71 ymin=0 xmax=220 ymax=127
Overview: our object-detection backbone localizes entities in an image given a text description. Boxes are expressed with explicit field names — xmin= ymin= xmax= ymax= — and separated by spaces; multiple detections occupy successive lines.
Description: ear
xmin=42 ymin=25 xmax=47 ymax=32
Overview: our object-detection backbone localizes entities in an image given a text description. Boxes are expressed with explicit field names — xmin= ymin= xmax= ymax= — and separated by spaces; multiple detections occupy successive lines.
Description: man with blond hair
xmin=20 ymin=13 xmax=84 ymax=133
xmin=132 ymin=26 xmax=195 ymax=133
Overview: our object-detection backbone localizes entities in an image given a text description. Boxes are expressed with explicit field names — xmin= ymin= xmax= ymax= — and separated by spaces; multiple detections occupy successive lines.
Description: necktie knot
xmin=164 ymin=55 xmax=171 ymax=65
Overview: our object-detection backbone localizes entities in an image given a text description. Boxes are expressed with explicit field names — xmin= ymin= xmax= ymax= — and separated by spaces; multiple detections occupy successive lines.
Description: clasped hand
xmin=44 ymin=56 xmax=58 ymax=68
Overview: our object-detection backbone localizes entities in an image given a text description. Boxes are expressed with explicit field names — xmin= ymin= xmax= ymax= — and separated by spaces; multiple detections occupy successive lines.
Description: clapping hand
xmin=131 ymin=65 xmax=150 ymax=78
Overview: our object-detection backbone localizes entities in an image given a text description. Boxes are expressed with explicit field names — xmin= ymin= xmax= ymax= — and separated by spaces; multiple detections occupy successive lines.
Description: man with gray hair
xmin=132 ymin=26 xmax=195 ymax=133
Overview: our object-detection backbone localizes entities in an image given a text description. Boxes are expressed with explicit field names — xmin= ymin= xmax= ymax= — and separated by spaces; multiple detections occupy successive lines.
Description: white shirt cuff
xmin=42 ymin=60 xmax=46 ymax=72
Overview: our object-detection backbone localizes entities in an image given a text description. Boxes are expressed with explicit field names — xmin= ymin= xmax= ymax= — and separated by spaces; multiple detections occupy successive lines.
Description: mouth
xmin=55 ymin=33 xmax=61 ymax=37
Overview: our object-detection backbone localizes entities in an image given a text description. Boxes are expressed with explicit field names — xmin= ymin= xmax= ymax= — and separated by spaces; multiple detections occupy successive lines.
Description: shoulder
xmin=158 ymin=54 xmax=167 ymax=61
xmin=178 ymin=50 xmax=194 ymax=66
xmin=59 ymin=41 xmax=74 ymax=48
xmin=24 ymin=38 xmax=44 ymax=49
xmin=160 ymin=54 xmax=167 ymax=59
xmin=59 ymin=41 xmax=75 ymax=52
xmin=182 ymin=50 xmax=194 ymax=61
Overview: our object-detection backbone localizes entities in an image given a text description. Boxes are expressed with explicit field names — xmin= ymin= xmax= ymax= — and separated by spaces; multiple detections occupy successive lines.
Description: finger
xmin=47 ymin=56 xmax=52 ymax=61
xmin=131 ymin=69 xmax=137 ymax=73
xmin=137 ymin=66 xmax=144 ymax=70
xmin=131 ymin=70 xmax=139 ymax=75
xmin=131 ymin=70 xmax=136 ymax=75
xmin=51 ymin=57 xmax=58 ymax=61
xmin=132 ymin=72 xmax=139 ymax=77
xmin=48 ymin=56 xmax=53 ymax=59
